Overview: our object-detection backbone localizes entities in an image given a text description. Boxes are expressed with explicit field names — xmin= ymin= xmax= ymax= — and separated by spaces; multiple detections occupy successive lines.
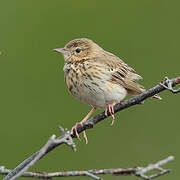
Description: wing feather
xmin=93 ymin=50 xmax=145 ymax=95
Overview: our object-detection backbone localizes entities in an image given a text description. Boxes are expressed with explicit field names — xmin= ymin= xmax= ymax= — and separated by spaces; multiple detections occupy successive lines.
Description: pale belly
xmin=69 ymin=79 xmax=127 ymax=109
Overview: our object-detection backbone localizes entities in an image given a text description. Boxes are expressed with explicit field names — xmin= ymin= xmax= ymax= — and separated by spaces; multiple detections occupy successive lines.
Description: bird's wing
xmin=95 ymin=51 xmax=144 ymax=95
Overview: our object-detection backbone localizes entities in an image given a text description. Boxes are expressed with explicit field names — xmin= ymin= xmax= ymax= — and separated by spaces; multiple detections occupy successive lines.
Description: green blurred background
xmin=0 ymin=0 xmax=179 ymax=179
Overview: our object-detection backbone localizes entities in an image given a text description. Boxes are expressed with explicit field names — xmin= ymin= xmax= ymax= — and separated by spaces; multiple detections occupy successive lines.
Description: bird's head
xmin=54 ymin=38 xmax=102 ymax=62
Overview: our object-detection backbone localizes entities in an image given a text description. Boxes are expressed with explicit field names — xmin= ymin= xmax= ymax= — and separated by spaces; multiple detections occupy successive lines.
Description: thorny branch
xmin=2 ymin=76 xmax=180 ymax=180
xmin=0 ymin=156 xmax=175 ymax=180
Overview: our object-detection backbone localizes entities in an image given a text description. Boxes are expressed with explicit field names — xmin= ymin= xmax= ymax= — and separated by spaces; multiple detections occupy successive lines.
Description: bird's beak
xmin=53 ymin=48 xmax=70 ymax=55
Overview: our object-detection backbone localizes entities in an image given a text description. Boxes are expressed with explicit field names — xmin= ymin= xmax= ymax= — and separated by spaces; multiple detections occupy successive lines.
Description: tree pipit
xmin=54 ymin=38 xmax=161 ymax=143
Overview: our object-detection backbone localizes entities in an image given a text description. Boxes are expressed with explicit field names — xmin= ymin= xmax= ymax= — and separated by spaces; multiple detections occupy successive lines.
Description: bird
xmin=54 ymin=38 xmax=161 ymax=143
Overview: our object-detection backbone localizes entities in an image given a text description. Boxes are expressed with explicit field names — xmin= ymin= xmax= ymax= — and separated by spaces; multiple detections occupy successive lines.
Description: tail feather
xmin=127 ymin=88 xmax=162 ymax=100
xmin=124 ymin=80 xmax=162 ymax=100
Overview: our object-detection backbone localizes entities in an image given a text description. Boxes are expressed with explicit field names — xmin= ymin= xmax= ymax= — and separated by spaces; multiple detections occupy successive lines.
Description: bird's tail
xmin=141 ymin=88 xmax=162 ymax=100
xmin=140 ymin=88 xmax=162 ymax=100
xmin=125 ymin=81 xmax=162 ymax=100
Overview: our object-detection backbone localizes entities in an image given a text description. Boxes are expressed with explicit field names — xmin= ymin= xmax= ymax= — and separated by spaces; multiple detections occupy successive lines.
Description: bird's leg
xmin=105 ymin=103 xmax=115 ymax=125
xmin=71 ymin=106 xmax=96 ymax=144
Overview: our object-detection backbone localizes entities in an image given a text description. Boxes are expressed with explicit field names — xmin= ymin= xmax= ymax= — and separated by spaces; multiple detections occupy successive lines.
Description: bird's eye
xmin=75 ymin=48 xmax=81 ymax=53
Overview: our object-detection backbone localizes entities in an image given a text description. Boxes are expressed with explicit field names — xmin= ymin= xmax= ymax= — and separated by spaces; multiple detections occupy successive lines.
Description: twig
xmin=84 ymin=172 xmax=101 ymax=180
xmin=135 ymin=156 xmax=174 ymax=179
xmin=0 ymin=156 xmax=174 ymax=179
xmin=3 ymin=76 xmax=180 ymax=180
xmin=3 ymin=127 xmax=76 ymax=180
xmin=160 ymin=77 xmax=180 ymax=93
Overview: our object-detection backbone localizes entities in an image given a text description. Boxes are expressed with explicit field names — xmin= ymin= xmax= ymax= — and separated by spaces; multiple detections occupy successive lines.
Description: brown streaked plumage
xmin=54 ymin=38 xmax=161 ymax=143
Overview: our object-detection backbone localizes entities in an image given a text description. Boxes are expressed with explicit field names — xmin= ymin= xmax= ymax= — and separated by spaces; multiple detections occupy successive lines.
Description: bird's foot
xmin=71 ymin=107 xmax=96 ymax=144
xmin=105 ymin=103 xmax=115 ymax=125
xmin=71 ymin=122 xmax=88 ymax=144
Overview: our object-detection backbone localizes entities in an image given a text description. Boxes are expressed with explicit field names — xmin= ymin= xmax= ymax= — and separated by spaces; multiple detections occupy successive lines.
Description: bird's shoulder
xmin=91 ymin=50 xmax=142 ymax=81
xmin=90 ymin=50 xmax=144 ymax=94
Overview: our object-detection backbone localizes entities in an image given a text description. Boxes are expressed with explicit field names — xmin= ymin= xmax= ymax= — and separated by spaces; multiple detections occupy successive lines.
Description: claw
xmin=71 ymin=107 xmax=96 ymax=144
xmin=105 ymin=103 xmax=116 ymax=125
xmin=83 ymin=131 xmax=88 ymax=144
xmin=105 ymin=108 xmax=108 ymax=117
xmin=71 ymin=122 xmax=83 ymax=139
xmin=71 ymin=123 xmax=88 ymax=144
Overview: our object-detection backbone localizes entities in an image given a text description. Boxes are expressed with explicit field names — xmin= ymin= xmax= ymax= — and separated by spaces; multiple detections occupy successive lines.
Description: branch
xmin=0 ymin=156 xmax=174 ymax=179
xmin=2 ymin=76 xmax=180 ymax=180
xmin=2 ymin=127 xmax=76 ymax=180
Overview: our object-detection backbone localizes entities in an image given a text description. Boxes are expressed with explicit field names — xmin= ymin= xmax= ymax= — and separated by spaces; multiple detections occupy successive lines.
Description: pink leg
xmin=71 ymin=107 xmax=96 ymax=144
xmin=105 ymin=103 xmax=116 ymax=125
